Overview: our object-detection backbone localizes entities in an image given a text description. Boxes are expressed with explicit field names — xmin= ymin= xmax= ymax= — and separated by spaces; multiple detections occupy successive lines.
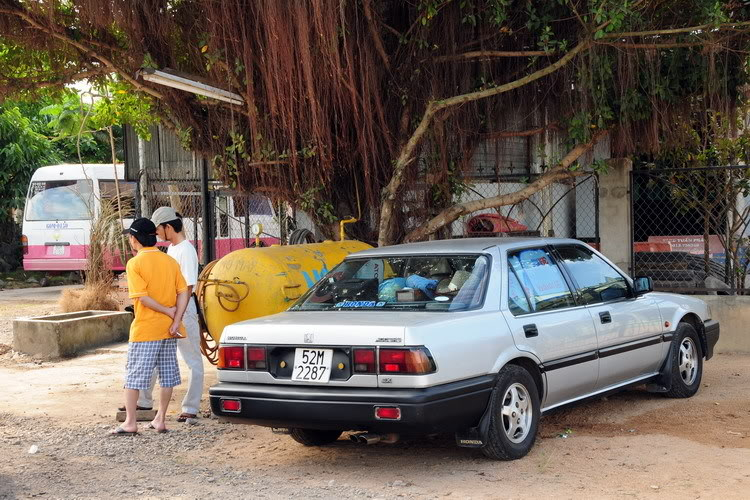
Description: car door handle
xmin=523 ymin=324 xmax=538 ymax=338
xmin=599 ymin=311 xmax=612 ymax=324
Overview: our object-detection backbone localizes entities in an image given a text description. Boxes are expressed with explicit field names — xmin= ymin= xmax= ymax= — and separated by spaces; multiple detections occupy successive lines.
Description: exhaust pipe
xmin=349 ymin=433 xmax=399 ymax=445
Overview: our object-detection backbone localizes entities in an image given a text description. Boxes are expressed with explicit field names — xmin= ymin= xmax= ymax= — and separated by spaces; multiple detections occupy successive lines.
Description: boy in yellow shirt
xmin=111 ymin=218 xmax=189 ymax=435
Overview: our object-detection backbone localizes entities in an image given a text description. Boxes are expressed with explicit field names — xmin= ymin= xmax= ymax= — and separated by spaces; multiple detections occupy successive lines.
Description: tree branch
xmin=480 ymin=124 xmax=558 ymax=140
xmin=377 ymin=39 xmax=592 ymax=246
xmin=403 ymin=130 xmax=608 ymax=243
xmin=362 ymin=0 xmax=390 ymax=71
xmin=602 ymin=21 xmax=750 ymax=39
xmin=2 ymin=69 xmax=104 ymax=90
xmin=596 ymin=41 xmax=711 ymax=49
xmin=0 ymin=6 xmax=164 ymax=101
xmin=435 ymin=50 xmax=556 ymax=62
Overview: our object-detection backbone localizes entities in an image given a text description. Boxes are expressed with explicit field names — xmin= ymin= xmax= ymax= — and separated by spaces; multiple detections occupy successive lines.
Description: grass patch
xmin=58 ymin=281 xmax=119 ymax=312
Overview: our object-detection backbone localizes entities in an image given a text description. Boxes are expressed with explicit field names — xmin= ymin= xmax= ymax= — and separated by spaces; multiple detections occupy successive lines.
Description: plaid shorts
xmin=124 ymin=339 xmax=181 ymax=390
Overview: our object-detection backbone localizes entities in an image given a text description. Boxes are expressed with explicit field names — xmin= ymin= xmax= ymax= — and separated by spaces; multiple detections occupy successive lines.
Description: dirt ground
xmin=0 ymin=296 xmax=748 ymax=499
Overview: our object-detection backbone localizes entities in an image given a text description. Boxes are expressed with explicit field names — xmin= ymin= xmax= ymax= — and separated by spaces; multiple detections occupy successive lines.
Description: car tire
xmin=664 ymin=322 xmax=703 ymax=398
xmin=289 ymin=428 xmax=343 ymax=446
xmin=481 ymin=364 xmax=540 ymax=461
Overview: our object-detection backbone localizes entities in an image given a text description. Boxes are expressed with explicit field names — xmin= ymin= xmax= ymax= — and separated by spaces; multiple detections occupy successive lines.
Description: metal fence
xmin=125 ymin=125 xmax=324 ymax=264
xmin=631 ymin=165 xmax=750 ymax=294
xmin=126 ymin=125 xmax=601 ymax=261
xmin=419 ymin=173 xmax=600 ymax=245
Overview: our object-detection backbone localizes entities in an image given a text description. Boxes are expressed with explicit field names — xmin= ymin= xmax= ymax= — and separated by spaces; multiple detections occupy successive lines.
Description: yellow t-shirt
xmin=126 ymin=247 xmax=188 ymax=342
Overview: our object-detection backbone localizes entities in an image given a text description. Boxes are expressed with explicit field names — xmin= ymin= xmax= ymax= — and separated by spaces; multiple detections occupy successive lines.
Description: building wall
xmin=696 ymin=295 xmax=750 ymax=353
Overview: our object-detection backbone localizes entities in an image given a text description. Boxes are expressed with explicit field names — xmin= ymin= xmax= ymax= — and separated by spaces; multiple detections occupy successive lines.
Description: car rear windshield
xmin=290 ymin=254 xmax=490 ymax=312
xmin=25 ymin=180 xmax=93 ymax=221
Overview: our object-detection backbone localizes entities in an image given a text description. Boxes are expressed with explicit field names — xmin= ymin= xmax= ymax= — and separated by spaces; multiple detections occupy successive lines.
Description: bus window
xmin=99 ymin=180 xmax=136 ymax=215
xmin=25 ymin=180 xmax=93 ymax=221
xmin=233 ymin=193 xmax=274 ymax=217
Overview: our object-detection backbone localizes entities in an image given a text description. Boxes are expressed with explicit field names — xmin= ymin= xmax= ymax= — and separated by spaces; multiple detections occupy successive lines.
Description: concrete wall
xmin=13 ymin=310 xmax=132 ymax=359
xmin=599 ymin=158 xmax=632 ymax=273
xmin=697 ymin=295 xmax=750 ymax=353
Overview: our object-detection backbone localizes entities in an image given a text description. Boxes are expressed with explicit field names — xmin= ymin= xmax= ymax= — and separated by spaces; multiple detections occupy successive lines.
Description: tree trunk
xmin=403 ymin=130 xmax=607 ymax=243
xmin=377 ymin=40 xmax=593 ymax=247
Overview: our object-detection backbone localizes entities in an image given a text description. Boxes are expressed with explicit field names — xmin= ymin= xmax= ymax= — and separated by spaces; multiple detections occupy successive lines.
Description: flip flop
xmin=176 ymin=413 xmax=197 ymax=422
xmin=147 ymin=423 xmax=169 ymax=433
xmin=109 ymin=426 xmax=138 ymax=436
xmin=117 ymin=405 xmax=153 ymax=412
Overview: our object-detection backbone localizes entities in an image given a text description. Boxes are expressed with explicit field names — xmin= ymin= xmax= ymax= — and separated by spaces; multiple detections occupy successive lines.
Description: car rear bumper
xmin=209 ymin=375 xmax=495 ymax=433
xmin=703 ymin=320 xmax=720 ymax=360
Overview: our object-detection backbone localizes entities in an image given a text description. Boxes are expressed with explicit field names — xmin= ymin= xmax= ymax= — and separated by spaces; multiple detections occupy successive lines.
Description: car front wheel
xmin=664 ymin=322 xmax=703 ymax=398
xmin=481 ymin=364 xmax=540 ymax=460
xmin=289 ymin=428 xmax=343 ymax=446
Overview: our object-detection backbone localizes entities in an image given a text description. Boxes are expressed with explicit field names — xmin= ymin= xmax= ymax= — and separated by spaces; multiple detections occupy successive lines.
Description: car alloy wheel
xmin=501 ymin=382 xmax=532 ymax=444
xmin=664 ymin=322 xmax=703 ymax=399
xmin=679 ymin=336 xmax=698 ymax=386
xmin=482 ymin=364 xmax=540 ymax=460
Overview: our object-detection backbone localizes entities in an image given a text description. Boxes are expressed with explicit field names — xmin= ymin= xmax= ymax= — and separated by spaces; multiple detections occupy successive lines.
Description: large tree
xmin=2 ymin=0 xmax=749 ymax=245
xmin=0 ymin=104 xmax=55 ymax=217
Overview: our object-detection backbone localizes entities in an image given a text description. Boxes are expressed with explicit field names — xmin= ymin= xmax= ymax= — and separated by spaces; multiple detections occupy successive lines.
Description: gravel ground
xmin=0 ymin=412 xmax=422 ymax=499
xmin=0 ymin=350 xmax=747 ymax=499
xmin=0 ymin=294 xmax=748 ymax=499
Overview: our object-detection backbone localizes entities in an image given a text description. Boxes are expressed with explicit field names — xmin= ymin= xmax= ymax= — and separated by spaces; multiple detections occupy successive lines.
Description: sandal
xmin=176 ymin=413 xmax=197 ymax=422
xmin=109 ymin=425 xmax=138 ymax=436
xmin=118 ymin=405 xmax=153 ymax=412
xmin=147 ymin=423 xmax=169 ymax=434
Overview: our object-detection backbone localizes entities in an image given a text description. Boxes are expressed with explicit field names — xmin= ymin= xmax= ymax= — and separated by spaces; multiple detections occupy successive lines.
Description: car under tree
xmin=209 ymin=237 xmax=720 ymax=460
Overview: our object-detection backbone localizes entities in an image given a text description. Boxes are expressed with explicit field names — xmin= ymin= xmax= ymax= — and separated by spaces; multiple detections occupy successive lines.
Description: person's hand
xmin=165 ymin=306 xmax=177 ymax=319
xmin=168 ymin=320 xmax=184 ymax=338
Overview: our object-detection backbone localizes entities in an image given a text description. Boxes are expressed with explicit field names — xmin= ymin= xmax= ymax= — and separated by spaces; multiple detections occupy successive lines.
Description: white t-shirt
xmin=167 ymin=239 xmax=199 ymax=288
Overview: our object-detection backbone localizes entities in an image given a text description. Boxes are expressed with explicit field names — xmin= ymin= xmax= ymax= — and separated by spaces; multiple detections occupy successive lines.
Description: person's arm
xmin=175 ymin=246 xmax=198 ymax=298
xmin=138 ymin=296 xmax=177 ymax=319
xmin=169 ymin=290 xmax=189 ymax=337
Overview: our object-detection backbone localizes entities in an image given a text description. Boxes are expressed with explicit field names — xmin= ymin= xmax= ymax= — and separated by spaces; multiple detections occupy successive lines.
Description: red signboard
xmin=648 ymin=235 xmax=723 ymax=255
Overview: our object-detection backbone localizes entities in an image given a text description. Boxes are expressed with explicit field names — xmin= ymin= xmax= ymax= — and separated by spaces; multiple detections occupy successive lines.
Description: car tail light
xmin=379 ymin=348 xmax=435 ymax=374
xmin=375 ymin=407 xmax=401 ymax=420
xmin=246 ymin=346 xmax=267 ymax=370
xmin=353 ymin=348 xmax=376 ymax=373
xmin=220 ymin=399 xmax=241 ymax=412
xmin=218 ymin=346 xmax=245 ymax=370
xmin=21 ymin=235 xmax=28 ymax=255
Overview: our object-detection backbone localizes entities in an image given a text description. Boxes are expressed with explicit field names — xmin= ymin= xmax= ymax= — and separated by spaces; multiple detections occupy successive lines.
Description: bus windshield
xmin=25 ymin=180 xmax=94 ymax=221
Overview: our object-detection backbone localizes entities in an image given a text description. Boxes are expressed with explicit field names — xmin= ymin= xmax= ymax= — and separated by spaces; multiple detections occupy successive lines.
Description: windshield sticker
xmin=335 ymin=300 xmax=387 ymax=308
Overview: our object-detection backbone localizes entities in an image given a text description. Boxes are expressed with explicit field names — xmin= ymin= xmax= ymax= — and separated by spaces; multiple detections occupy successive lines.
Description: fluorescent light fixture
xmin=138 ymin=68 xmax=244 ymax=106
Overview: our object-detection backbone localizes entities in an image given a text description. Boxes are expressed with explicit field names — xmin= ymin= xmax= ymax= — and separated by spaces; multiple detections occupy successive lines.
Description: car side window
xmin=555 ymin=245 xmax=629 ymax=305
xmin=508 ymin=271 xmax=532 ymax=315
xmin=508 ymin=248 xmax=575 ymax=314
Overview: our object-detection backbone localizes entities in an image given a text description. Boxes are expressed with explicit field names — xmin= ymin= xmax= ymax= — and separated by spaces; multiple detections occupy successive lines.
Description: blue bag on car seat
xmin=406 ymin=274 xmax=439 ymax=299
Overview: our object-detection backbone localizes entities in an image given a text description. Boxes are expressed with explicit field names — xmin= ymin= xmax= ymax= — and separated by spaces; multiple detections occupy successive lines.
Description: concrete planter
xmin=13 ymin=310 xmax=132 ymax=359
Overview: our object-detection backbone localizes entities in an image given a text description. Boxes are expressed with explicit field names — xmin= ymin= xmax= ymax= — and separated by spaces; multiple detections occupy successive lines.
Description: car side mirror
xmin=633 ymin=276 xmax=653 ymax=296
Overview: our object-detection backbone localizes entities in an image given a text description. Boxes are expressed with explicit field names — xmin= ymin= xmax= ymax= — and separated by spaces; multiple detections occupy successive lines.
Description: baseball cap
xmin=150 ymin=206 xmax=180 ymax=226
xmin=122 ymin=217 xmax=157 ymax=236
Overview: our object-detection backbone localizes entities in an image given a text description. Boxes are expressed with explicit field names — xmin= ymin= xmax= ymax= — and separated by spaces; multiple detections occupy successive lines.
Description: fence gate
xmin=631 ymin=166 xmax=750 ymax=294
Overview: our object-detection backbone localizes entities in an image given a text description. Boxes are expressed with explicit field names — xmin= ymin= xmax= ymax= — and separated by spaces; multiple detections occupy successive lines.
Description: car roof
xmin=350 ymin=237 xmax=586 ymax=257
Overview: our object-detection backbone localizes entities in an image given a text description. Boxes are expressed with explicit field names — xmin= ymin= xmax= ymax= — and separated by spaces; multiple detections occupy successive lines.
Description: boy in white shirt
xmin=129 ymin=206 xmax=204 ymax=422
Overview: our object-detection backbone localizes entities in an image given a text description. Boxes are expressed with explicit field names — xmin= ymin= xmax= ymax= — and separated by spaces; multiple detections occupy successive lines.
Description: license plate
xmin=292 ymin=348 xmax=333 ymax=383
xmin=50 ymin=246 xmax=65 ymax=256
